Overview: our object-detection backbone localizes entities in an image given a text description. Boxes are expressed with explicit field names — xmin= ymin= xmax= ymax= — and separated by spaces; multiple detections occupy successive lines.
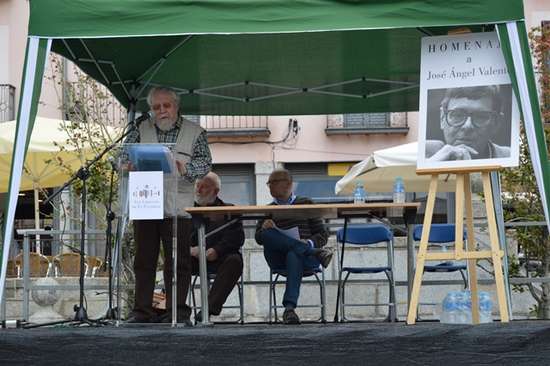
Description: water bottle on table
xmin=390 ymin=176 xmax=405 ymax=216
xmin=353 ymin=183 xmax=366 ymax=204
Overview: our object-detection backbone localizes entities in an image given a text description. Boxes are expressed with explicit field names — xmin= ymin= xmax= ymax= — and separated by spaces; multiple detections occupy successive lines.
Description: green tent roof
xmin=28 ymin=0 xmax=525 ymax=115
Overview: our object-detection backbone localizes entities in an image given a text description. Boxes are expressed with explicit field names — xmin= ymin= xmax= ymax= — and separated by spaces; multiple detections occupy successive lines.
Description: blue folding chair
xmin=413 ymin=223 xmax=468 ymax=288
xmin=269 ymin=266 xmax=327 ymax=323
xmin=336 ymin=224 xmax=396 ymax=322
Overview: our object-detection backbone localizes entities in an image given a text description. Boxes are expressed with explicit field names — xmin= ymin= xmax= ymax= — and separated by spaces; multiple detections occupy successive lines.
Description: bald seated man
xmin=255 ymin=169 xmax=333 ymax=325
xmin=190 ymin=172 xmax=245 ymax=323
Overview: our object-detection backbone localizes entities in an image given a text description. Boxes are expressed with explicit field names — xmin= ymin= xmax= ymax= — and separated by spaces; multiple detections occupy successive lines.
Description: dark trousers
xmin=191 ymin=253 xmax=243 ymax=315
xmin=132 ymin=218 xmax=193 ymax=320
xmin=260 ymin=229 xmax=320 ymax=308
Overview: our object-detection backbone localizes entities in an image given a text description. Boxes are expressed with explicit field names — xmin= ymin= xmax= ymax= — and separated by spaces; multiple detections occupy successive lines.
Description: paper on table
xmin=275 ymin=226 xmax=300 ymax=240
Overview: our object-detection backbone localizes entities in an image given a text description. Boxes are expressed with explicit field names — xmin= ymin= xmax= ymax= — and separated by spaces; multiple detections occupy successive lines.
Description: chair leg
xmin=190 ymin=275 xmax=199 ymax=319
xmin=321 ymin=268 xmax=327 ymax=323
xmin=313 ymin=272 xmax=325 ymax=323
xmin=238 ymin=275 xmax=245 ymax=325
xmin=341 ymin=271 xmax=351 ymax=321
xmin=387 ymin=238 xmax=397 ymax=322
xmin=384 ymin=270 xmax=397 ymax=322
xmin=272 ymin=273 xmax=280 ymax=323
xmin=268 ymin=270 xmax=273 ymax=324
xmin=460 ymin=269 xmax=468 ymax=289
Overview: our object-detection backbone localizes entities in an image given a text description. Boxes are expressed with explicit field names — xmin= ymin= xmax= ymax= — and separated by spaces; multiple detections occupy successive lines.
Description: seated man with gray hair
xmin=255 ymin=169 xmax=333 ymax=324
xmin=190 ymin=172 xmax=245 ymax=323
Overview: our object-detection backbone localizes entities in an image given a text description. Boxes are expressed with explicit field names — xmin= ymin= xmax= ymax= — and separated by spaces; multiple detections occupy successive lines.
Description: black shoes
xmin=126 ymin=315 xmax=152 ymax=324
xmin=195 ymin=310 xmax=212 ymax=324
xmin=316 ymin=248 xmax=334 ymax=268
xmin=282 ymin=308 xmax=301 ymax=325
xmin=159 ymin=312 xmax=193 ymax=327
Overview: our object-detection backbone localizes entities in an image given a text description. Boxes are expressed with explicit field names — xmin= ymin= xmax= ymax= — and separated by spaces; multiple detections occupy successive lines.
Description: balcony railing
xmin=199 ymin=115 xmax=270 ymax=137
xmin=326 ymin=112 xmax=409 ymax=135
xmin=0 ymin=84 xmax=15 ymax=122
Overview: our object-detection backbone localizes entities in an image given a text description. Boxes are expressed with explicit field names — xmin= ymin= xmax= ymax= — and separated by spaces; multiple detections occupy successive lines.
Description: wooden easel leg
xmin=455 ymin=174 xmax=465 ymax=259
xmin=464 ymin=173 xmax=480 ymax=324
xmin=482 ymin=172 xmax=510 ymax=322
xmin=407 ymin=175 xmax=438 ymax=325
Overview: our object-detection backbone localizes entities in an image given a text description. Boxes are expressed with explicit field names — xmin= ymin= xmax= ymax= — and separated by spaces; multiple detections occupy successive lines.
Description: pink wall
xmin=211 ymin=113 xmax=418 ymax=164
xmin=524 ymin=0 xmax=550 ymax=28
xmin=2 ymin=0 xmax=61 ymax=120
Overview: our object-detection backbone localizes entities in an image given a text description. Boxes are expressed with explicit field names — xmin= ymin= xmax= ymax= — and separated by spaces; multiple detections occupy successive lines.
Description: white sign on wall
xmin=128 ymin=171 xmax=163 ymax=220
xmin=417 ymin=32 xmax=520 ymax=170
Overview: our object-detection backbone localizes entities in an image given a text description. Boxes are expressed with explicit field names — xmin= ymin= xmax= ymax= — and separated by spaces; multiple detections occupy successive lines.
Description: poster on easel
xmin=417 ymin=32 xmax=520 ymax=169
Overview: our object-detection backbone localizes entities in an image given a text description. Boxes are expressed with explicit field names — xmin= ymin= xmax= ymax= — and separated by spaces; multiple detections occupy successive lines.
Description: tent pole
xmin=491 ymin=171 xmax=513 ymax=319
xmin=33 ymin=184 xmax=41 ymax=254
xmin=0 ymin=37 xmax=51 ymax=305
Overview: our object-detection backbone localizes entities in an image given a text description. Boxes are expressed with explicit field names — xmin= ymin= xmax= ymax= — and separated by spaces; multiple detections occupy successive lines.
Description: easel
xmin=406 ymin=166 xmax=509 ymax=325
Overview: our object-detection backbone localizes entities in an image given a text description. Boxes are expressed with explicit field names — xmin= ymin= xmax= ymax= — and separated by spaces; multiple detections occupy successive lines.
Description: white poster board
xmin=417 ymin=32 xmax=520 ymax=169
xmin=128 ymin=171 xmax=164 ymax=220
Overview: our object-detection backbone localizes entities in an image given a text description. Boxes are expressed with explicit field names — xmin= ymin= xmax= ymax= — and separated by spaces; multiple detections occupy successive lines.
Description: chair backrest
xmin=413 ymin=223 xmax=466 ymax=243
xmin=55 ymin=252 xmax=82 ymax=276
xmin=7 ymin=259 xmax=18 ymax=278
xmin=336 ymin=224 xmax=393 ymax=245
xmin=14 ymin=252 xmax=50 ymax=277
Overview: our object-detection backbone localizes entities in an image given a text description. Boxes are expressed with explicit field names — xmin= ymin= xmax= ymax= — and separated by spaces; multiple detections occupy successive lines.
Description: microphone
xmin=130 ymin=111 xmax=154 ymax=127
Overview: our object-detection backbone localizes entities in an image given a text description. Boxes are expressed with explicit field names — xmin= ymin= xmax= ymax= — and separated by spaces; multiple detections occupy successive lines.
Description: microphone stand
xmin=102 ymin=160 xmax=117 ymax=320
xmin=24 ymin=118 xmax=144 ymax=328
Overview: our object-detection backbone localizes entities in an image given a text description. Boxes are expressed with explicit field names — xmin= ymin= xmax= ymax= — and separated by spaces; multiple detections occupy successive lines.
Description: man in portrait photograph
xmin=424 ymin=84 xmax=513 ymax=162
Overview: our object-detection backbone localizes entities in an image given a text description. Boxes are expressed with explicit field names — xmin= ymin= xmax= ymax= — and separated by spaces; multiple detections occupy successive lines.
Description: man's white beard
xmin=156 ymin=118 xmax=176 ymax=132
xmin=196 ymin=193 xmax=216 ymax=206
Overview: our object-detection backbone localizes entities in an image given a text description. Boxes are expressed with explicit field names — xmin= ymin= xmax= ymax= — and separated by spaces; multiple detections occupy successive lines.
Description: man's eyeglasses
xmin=443 ymin=108 xmax=500 ymax=128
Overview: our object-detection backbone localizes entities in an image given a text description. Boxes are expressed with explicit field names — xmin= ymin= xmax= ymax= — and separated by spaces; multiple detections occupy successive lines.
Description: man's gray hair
xmin=146 ymin=86 xmax=181 ymax=108
xmin=204 ymin=171 xmax=221 ymax=190
xmin=268 ymin=168 xmax=293 ymax=183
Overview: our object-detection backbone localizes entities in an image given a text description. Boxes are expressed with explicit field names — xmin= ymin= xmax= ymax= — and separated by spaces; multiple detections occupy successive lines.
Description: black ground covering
xmin=1 ymin=321 xmax=550 ymax=365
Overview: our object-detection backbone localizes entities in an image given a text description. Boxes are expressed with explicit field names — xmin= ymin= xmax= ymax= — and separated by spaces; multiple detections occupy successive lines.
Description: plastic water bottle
xmin=478 ymin=291 xmax=493 ymax=323
xmin=353 ymin=183 xmax=366 ymax=204
xmin=390 ymin=177 xmax=405 ymax=216
xmin=457 ymin=290 xmax=472 ymax=324
xmin=441 ymin=291 xmax=460 ymax=324
xmin=393 ymin=176 xmax=405 ymax=204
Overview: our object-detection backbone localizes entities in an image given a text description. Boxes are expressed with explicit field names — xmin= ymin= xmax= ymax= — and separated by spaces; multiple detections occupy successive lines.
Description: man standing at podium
xmin=125 ymin=86 xmax=212 ymax=325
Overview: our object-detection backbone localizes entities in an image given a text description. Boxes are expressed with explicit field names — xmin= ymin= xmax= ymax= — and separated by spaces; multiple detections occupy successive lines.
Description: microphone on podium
xmin=130 ymin=111 xmax=154 ymax=127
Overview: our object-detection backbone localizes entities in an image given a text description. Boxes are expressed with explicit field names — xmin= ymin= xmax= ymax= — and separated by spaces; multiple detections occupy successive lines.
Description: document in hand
xmin=275 ymin=226 xmax=300 ymax=240
xmin=127 ymin=144 xmax=173 ymax=173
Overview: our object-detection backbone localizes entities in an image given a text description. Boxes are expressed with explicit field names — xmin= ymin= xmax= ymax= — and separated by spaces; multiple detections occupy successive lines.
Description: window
xmin=286 ymin=163 xmax=348 ymax=203
xmin=212 ymin=164 xmax=255 ymax=205
xmin=343 ymin=113 xmax=391 ymax=129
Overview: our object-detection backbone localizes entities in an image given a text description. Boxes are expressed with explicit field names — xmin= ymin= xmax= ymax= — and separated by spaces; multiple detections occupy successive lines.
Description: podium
xmin=406 ymin=166 xmax=510 ymax=325
xmin=118 ymin=143 xmax=180 ymax=325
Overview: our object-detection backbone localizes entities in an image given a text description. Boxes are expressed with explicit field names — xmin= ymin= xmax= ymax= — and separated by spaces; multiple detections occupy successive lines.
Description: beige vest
xmin=139 ymin=117 xmax=204 ymax=217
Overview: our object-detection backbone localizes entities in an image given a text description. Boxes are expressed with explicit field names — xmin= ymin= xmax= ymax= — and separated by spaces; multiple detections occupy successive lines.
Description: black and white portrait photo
xmin=424 ymin=84 xmax=512 ymax=162
xmin=417 ymin=32 xmax=519 ymax=169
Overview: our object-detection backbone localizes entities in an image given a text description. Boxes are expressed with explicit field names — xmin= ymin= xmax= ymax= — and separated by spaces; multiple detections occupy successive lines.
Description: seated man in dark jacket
xmin=255 ymin=169 xmax=332 ymax=324
xmin=190 ymin=172 xmax=245 ymax=322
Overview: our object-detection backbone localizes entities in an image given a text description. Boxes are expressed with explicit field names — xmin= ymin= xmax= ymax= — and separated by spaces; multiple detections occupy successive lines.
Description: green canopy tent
xmin=2 ymin=1 xmax=548 ymax=311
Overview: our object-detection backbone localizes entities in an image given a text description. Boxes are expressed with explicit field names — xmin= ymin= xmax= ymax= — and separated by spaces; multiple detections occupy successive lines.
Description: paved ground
xmin=1 ymin=321 xmax=550 ymax=365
